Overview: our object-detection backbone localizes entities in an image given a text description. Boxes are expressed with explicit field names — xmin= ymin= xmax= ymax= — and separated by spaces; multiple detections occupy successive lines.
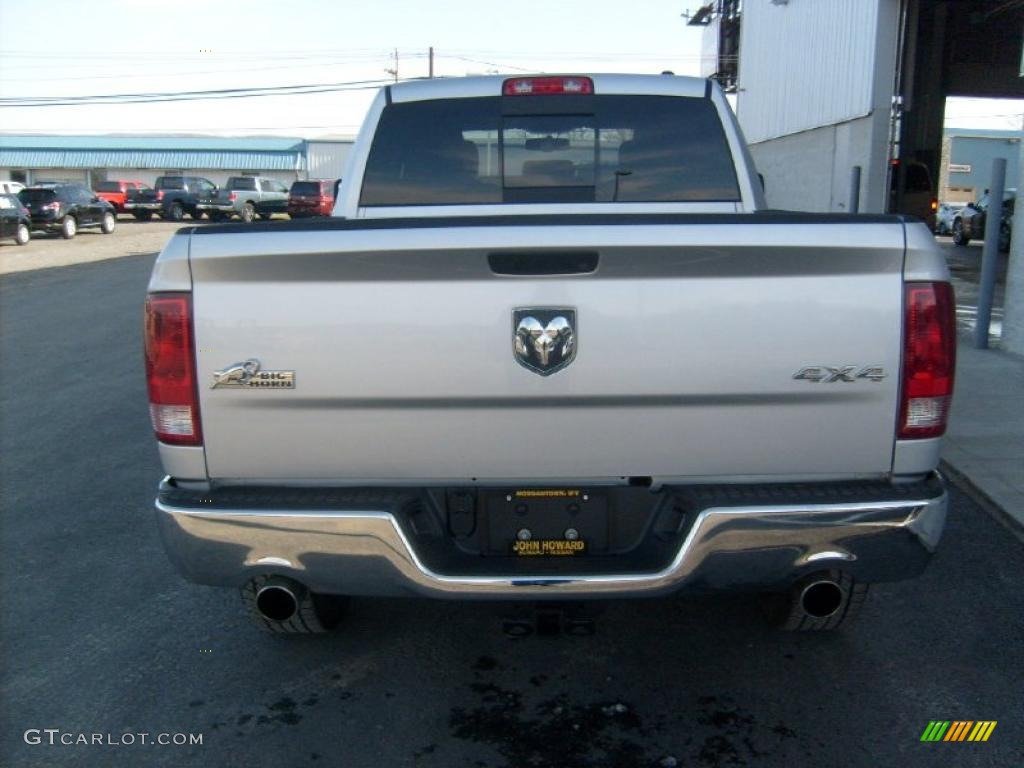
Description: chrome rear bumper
xmin=154 ymin=474 xmax=947 ymax=599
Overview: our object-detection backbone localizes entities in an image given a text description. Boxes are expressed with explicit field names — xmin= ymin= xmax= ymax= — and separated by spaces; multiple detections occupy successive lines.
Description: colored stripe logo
xmin=920 ymin=721 xmax=997 ymax=742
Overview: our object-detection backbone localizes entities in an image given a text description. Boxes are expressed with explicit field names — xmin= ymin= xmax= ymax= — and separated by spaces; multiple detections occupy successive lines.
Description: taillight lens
xmin=156 ymin=190 xmax=164 ymax=200
xmin=144 ymin=293 xmax=202 ymax=445
xmin=899 ymin=282 xmax=956 ymax=439
xmin=229 ymin=192 xmax=237 ymax=202
xmin=503 ymin=76 xmax=594 ymax=95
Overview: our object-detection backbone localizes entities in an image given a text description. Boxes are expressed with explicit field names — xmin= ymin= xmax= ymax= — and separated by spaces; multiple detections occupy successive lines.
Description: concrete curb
xmin=941 ymin=459 xmax=1024 ymax=542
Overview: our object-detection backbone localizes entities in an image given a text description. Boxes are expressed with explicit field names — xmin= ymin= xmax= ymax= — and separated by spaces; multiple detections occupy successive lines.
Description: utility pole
xmin=1003 ymin=138 xmax=1024 ymax=355
xmin=429 ymin=46 xmax=434 ymax=78
xmin=975 ymin=158 xmax=1007 ymax=349
xmin=385 ymin=48 xmax=398 ymax=82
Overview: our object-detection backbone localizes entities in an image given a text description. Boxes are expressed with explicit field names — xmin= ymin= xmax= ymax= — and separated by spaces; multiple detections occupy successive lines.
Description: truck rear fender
xmin=892 ymin=220 xmax=955 ymax=479
xmin=147 ymin=231 xmax=207 ymax=483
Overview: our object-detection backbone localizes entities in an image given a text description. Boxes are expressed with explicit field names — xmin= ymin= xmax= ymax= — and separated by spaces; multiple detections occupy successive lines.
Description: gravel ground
xmin=0 ymin=217 xmax=190 ymax=275
xmin=0 ymin=214 xmax=279 ymax=276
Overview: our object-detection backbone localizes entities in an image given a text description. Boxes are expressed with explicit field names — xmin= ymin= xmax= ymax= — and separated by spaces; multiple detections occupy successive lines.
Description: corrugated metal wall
xmin=305 ymin=141 xmax=352 ymax=180
xmin=737 ymin=0 xmax=880 ymax=144
xmin=0 ymin=149 xmax=302 ymax=171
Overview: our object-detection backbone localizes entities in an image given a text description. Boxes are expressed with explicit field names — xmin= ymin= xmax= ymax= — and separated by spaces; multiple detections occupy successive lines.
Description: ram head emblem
xmin=512 ymin=309 xmax=577 ymax=376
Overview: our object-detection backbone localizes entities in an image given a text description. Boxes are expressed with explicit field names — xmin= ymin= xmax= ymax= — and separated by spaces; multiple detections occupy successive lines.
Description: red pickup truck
xmin=94 ymin=180 xmax=149 ymax=213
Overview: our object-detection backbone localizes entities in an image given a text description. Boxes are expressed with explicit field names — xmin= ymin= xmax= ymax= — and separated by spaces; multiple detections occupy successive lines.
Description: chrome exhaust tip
xmin=255 ymin=577 xmax=305 ymax=622
xmin=799 ymin=579 xmax=844 ymax=619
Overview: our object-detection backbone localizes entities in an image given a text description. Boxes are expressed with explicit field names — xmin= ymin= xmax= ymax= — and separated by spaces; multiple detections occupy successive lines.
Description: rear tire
xmin=100 ymin=211 xmax=116 ymax=234
xmin=240 ymin=575 xmax=348 ymax=635
xmin=241 ymin=202 xmax=256 ymax=223
xmin=15 ymin=222 xmax=30 ymax=245
xmin=952 ymin=218 xmax=969 ymax=247
xmin=60 ymin=215 xmax=77 ymax=239
xmin=167 ymin=202 xmax=184 ymax=222
xmin=761 ymin=571 xmax=868 ymax=632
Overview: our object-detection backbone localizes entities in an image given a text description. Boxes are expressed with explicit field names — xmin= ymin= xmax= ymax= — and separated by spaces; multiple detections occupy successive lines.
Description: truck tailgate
xmin=188 ymin=218 xmax=907 ymax=483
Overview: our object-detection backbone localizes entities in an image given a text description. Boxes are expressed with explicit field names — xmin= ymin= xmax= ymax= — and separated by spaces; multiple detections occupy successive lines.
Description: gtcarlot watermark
xmin=24 ymin=729 xmax=203 ymax=747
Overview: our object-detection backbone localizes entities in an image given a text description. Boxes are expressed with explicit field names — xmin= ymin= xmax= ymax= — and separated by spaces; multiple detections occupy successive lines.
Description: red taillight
xmin=229 ymin=192 xmax=237 ymax=202
xmin=144 ymin=293 xmax=202 ymax=446
xmin=899 ymin=282 xmax=956 ymax=439
xmin=156 ymin=190 xmax=164 ymax=200
xmin=503 ymin=76 xmax=594 ymax=96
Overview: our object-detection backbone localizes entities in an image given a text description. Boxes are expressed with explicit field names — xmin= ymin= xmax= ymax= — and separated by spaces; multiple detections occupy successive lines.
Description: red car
xmin=94 ymin=180 xmax=149 ymax=214
xmin=287 ymin=179 xmax=335 ymax=218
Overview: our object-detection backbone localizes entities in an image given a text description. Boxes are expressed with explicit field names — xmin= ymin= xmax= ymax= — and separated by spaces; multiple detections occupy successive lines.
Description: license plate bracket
xmin=483 ymin=488 xmax=609 ymax=556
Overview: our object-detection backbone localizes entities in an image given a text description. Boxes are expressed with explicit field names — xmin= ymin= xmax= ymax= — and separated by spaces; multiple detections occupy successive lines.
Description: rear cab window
xmin=360 ymin=95 xmax=741 ymax=207
xmin=290 ymin=181 xmax=322 ymax=196
xmin=155 ymin=177 xmax=185 ymax=190
xmin=95 ymin=181 xmax=124 ymax=193
xmin=19 ymin=189 xmax=57 ymax=204
xmin=227 ymin=177 xmax=257 ymax=191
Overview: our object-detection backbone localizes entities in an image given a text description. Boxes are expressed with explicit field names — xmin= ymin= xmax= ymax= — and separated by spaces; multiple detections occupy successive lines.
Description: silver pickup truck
xmin=145 ymin=75 xmax=956 ymax=635
xmin=195 ymin=176 xmax=290 ymax=223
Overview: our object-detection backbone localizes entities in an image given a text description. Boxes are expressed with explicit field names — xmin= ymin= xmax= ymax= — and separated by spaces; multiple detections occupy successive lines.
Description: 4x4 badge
xmin=513 ymin=308 xmax=577 ymax=376
xmin=211 ymin=359 xmax=295 ymax=389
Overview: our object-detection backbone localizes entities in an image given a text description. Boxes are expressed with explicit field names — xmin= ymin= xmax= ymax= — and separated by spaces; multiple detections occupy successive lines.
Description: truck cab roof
xmin=387 ymin=73 xmax=710 ymax=103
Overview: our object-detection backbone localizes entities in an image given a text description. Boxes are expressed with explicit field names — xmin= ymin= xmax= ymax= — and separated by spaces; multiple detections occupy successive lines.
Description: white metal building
xmin=701 ymin=0 xmax=1024 ymax=353
xmin=734 ymin=0 xmax=900 ymax=214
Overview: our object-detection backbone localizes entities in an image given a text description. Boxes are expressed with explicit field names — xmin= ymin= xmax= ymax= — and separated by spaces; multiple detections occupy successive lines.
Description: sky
xmin=0 ymin=0 xmax=1020 ymax=138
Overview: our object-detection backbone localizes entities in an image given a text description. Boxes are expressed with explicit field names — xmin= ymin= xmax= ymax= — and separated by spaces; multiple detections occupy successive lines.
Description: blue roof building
xmin=0 ymin=134 xmax=352 ymax=188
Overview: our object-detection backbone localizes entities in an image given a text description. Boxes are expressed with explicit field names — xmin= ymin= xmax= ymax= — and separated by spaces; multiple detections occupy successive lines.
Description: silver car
xmin=935 ymin=201 xmax=966 ymax=235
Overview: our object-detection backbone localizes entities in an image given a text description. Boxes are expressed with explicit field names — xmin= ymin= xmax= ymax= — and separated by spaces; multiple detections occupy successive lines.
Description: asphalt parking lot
xmin=1 ymin=251 xmax=1022 ymax=768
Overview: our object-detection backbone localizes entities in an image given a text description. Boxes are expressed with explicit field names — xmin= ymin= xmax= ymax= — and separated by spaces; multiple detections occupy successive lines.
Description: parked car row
xmin=1 ymin=183 xmax=118 ymax=244
xmin=1 ymin=176 xmax=338 ymax=246
xmin=3 ymin=177 xmax=339 ymax=243
xmin=122 ymin=175 xmax=336 ymax=222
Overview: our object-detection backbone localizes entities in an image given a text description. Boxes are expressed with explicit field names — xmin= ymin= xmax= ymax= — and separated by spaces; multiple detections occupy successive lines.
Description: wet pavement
xmin=939 ymin=236 xmax=1007 ymax=346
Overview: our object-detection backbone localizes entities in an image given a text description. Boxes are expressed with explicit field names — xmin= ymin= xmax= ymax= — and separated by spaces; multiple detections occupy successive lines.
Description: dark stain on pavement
xmin=472 ymin=655 xmax=500 ymax=671
xmin=692 ymin=696 xmax=797 ymax=767
xmin=450 ymin=681 xmax=650 ymax=768
xmin=450 ymin=668 xmax=802 ymax=768
xmin=257 ymin=696 xmax=302 ymax=726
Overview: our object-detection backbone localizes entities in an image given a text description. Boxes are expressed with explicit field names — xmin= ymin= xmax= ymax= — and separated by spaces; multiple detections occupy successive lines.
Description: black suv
xmin=0 ymin=193 xmax=32 ymax=245
xmin=18 ymin=183 xmax=117 ymax=239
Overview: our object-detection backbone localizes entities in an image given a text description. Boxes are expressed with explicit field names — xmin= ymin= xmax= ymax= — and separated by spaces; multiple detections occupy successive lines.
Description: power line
xmin=0 ymin=78 xmax=403 ymax=108
xmin=0 ymin=58 xmax=402 ymax=83
xmin=441 ymin=55 xmax=540 ymax=74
